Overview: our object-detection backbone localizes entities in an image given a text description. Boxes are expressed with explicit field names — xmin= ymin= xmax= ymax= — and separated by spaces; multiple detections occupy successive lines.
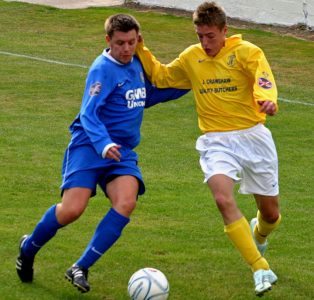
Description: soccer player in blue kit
xmin=16 ymin=14 xmax=188 ymax=293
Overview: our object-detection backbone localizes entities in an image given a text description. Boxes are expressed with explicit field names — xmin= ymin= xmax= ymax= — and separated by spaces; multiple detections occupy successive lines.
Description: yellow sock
xmin=224 ymin=217 xmax=269 ymax=272
xmin=254 ymin=211 xmax=282 ymax=244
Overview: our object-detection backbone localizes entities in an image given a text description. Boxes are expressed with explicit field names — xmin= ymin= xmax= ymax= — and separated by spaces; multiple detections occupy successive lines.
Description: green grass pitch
xmin=0 ymin=1 xmax=313 ymax=299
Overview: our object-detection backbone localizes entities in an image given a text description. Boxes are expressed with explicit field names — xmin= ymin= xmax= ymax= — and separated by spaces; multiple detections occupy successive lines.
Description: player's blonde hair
xmin=104 ymin=14 xmax=140 ymax=38
xmin=193 ymin=1 xmax=226 ymax=30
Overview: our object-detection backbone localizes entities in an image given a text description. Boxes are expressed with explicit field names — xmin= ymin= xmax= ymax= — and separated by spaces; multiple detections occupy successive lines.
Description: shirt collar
xmin=102 ymin=48 xmax=134 ymax=65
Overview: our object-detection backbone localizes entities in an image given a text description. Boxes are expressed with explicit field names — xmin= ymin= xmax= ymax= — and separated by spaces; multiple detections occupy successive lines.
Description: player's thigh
xmin=207 ymin=174 xmax=235 ymax=200
xmin=57 ymin=168 xmax=98 ymax=224
xmin=61 ymin=187 xmax=92 ymax=212
xmin=106 ymin=175 xmax=139 ymax=217
xmin=196 ymin=134 xmax=242 ymax=184
xmin=239 ymin=126 xmax=279 ymax=196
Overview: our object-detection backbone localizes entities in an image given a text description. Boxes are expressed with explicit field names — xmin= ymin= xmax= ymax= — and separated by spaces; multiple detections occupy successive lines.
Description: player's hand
xmin=258 ymin=100 xmax=277 ymax=116
xmin=106 ymin=145 xmax=122 ymax=162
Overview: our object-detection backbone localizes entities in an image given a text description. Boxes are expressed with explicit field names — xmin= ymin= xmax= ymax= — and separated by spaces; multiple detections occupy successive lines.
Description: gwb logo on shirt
xmin=125 ymin=88 xmax=146 ymax=109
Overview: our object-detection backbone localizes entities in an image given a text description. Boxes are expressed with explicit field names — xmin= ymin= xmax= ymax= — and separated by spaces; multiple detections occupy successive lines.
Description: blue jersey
xmin=68 ymin=49 xmax=188 ymax=162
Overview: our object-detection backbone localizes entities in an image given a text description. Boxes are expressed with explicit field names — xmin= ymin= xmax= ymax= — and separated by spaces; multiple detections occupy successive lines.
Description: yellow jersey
xmin=136 ymin=34 xmax=278 ymax=132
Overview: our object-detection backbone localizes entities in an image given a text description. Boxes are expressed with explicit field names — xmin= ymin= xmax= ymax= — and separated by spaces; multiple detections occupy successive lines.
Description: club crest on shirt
xmin=89 ymin=82 xmax=102 ymax=96
xmin=258 ymin=77 xmax=272 ymax=89
xmin=227 ymin=54 xmax=236 ymax=67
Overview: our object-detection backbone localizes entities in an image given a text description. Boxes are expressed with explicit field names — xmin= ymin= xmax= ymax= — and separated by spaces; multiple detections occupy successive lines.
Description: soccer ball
xmin=127 ymin=267 xmax=170 ymax=300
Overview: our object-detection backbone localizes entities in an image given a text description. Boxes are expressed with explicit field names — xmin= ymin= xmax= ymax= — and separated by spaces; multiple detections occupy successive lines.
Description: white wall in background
xmin=136 ymin=0 xmax=313 ymax=27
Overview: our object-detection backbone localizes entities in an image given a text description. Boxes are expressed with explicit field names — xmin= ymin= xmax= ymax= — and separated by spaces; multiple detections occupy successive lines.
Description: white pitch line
xmin=278 ymin=97 xmax=314 ymax=106
xmin=1 ymin=50 xmax=314 ymax=107
xmin=0 ymin=50 xmax=89 ymax=69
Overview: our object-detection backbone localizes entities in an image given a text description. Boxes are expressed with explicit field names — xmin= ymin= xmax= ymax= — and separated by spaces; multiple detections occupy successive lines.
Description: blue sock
xmin=22 ymin=205 xmax=63 ymax=258
xmin=75 ymin=208 xmax=130 ymax=270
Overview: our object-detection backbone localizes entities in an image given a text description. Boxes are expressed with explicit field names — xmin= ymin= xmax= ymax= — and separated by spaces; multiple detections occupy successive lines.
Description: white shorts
xmin=196 ymin=124 xmax=279 ymax=196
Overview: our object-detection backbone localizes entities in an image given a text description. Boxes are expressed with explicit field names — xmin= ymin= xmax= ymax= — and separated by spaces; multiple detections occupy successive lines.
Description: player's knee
xmin=56 ymin=203 xmax=85 ymax=225
xmin=214 ymin=193 xmax=235 ymax=212
xmin=122 ymin=198 xmax=137 ymax=214
xmin=262 ymin=211 xmax=281 ymax=224
xmin=114 ymin=198 xmax=137 ymax=217
xmin=67 ymin=207 xmax=84 ymax=222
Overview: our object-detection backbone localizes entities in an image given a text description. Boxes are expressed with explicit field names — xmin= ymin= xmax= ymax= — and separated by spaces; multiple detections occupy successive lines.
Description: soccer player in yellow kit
xmin=136 ymin=1 xmax=281 ymax=296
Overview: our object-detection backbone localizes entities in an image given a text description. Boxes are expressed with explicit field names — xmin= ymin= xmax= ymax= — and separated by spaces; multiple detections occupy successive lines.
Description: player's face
xmin=106 ymin=29 xmax=139 ymax=64
xmin=195 ymin=24 xmax=227 ymax=57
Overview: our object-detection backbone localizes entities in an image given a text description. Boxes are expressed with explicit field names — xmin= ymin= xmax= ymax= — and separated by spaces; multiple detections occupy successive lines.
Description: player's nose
xmin=122 ymin=43 xmax=132 ymax=53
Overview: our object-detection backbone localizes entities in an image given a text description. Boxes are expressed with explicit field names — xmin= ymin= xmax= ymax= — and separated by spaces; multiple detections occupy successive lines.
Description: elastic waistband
xmin=205 ymin=123 xmax=264 ymax=137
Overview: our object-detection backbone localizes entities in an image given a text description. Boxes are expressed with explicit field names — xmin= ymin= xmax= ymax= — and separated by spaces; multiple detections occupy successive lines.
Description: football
xmin=127 ymin=267 xmax=170 ymax=300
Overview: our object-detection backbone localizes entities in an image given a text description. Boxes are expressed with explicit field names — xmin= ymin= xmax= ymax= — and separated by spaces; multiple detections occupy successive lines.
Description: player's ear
xmin=223 ymin=25 xmax=228 ymax=35
xmin=137 ymin=33 xmax=143 ymax=43
xmin=105 ymin=34 xmax=110 ymax=44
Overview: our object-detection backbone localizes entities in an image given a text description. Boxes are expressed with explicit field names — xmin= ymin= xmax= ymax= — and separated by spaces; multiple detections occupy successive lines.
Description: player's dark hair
xmin=105 ymin=14 xmax=140 ymax=38
xmin=193 ymin=1 xmax=226 ymax=30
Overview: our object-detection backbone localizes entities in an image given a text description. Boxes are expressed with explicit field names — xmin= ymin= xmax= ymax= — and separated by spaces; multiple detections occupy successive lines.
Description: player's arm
xmin=136 ymin=37 xmax=191 ymax=89
xmin=144 ymin=74 xmax=190 ymax=108
xmin=80 ymin=67 xmax=121 ymax=160
xmin=245 ymin=47 xmax=278 ymax=115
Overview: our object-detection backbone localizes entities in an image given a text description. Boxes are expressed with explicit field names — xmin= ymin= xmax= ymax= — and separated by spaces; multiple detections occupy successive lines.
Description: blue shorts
xmin=60 ymin=144 xmax=145 ymax=197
